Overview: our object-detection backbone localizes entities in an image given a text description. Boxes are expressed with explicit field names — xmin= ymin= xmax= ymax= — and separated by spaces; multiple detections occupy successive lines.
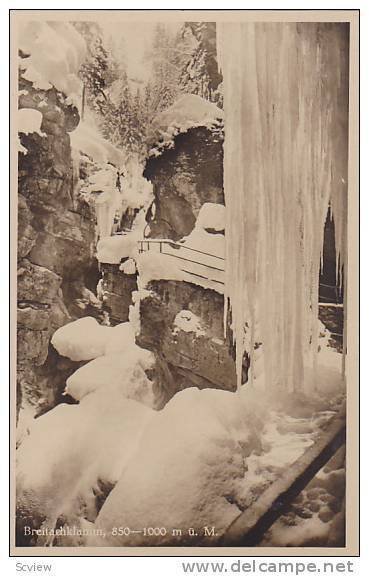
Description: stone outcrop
xmin=17 ymin=74 xmax=99 ymax=423
xmin=137 ymin=280 xmax=249 ymax=407
xmin=100 ymin=264 xmax=137 ymax=324
xmin=99 ymin=116 xmax=241 ymax=405
xmin=97 ymin=266 xmax=248 ymax=406
xmin=143 ymin=125 xmax=224 ymax=240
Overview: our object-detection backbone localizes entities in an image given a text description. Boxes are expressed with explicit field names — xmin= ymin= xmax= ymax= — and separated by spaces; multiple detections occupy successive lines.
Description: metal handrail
xmin=137 ymin=238 xmax=344 ymax=309
xmin=138 ymin=238 xmax=225 ymax=261
xmin=138 ymin=238 xmax=225 ymax=286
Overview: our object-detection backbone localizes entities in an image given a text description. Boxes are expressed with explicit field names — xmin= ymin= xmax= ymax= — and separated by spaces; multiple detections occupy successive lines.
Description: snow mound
xmin=18 ymin=108 xmax=45 ymax=136
xmin=152 ymin=94 xmax=224 ymax=134
xmin=19 ymin=21 xmax=86 ymax=107
xmin=96 ymin=233 xmax=139 ymax=264
xmin=18 ymin=108 xmax=46 ymax=154
xmin=63 ymin=321 xmax=155 ymax=405
xmin=65 ymin=351 xmax=155 ymax=407
xmin=51 ymin=317 xmax=109 ymax=361
xmin=64 ymin=332 xmax=154 ymax=403
xmin=148 ymin=94 xmax=223 ymax=157
xmin=181 ymin=227 xmax=225 ymax=258
xmin=119 ymin=258 xmax=136 ymax=274
xmin=51 ymin=318 xmax=148 ymax=362
xmin=17 ymin=390 xmax=154 ymax=535
xmin=196 ymin=202 xmax=225 ymax=232
xmin=263 ymin=514 xmax=331 ymax=547
xmin=88 ymin=387 xmax=264 ymax=546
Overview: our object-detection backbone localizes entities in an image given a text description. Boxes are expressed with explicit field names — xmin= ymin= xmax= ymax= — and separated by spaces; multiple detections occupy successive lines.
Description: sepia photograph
xmin=10 ymin=9 xmax=359 ymax=555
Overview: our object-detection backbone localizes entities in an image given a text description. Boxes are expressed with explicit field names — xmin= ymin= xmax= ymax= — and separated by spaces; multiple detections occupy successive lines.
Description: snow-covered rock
xmin=136 ymin=278 xmax=241 ymax=400
xmin=144 ymin=102 xmax=224 ymax=240
xmin=148 ymin=94 xmax=223 ymax=157
xmin=19 ymin=21 xmax=86 ymax=108
xmin=181 ymin=227 xmax=225 ymax=259
xmin=17 ymin=75 xmax=99 ymax=422
xmin=119 ymin=258 xmax=137 ymax=275
xmin=51 ymin=317 xmax=110 ymax=361
xmin=51 ymin=317 xmax=151 ymax=363
xmin=63 ymin=321 xmax=155 ymax=405
xmin=18 ymin=108 xmax=45 ymax=136
xmin=64 ymin=352 xmax=155 ymax=407
xmin=96 ymin=233 xmax=139 ymax=265
xmin=18 ymin=108 xmax=46 ymax=154
xmin=16 ymin=390 xmax=154 ymax=542
xmin=196 ymin=202 xmax=225 ymax=232
xmin=87 ymin=387 xmax=264 ymax=546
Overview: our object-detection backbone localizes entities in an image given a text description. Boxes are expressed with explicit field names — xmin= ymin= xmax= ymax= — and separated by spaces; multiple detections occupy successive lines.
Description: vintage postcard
xmin=10 ymin=9 xmax=359 ymax=556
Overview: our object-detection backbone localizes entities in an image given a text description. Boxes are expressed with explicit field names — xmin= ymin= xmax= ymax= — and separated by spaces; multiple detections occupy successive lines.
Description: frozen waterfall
xmin=217 ymin=22 xmax=349 ymax=392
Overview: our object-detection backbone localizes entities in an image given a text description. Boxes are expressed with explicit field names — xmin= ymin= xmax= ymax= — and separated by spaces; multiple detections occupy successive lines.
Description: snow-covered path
xmin=138 ymin=238 xmax=225 ymax=287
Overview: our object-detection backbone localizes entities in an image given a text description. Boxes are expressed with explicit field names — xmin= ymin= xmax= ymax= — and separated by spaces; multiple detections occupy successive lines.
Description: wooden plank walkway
xmin=221 ymin=405 xmax=346 ymax=546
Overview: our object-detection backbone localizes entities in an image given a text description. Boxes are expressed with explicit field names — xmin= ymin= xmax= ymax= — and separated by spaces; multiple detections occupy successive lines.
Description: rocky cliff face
xmin=17 ymin=76 xmax=99 ymax=425
xmin=143 ymin=126 xmax=224 ymax=240
xmin=137 ymin=280 xmax=248 ymax=407
xmin=97 ymin=267 xmax=248 ymax=407
xmin=101 ymin=120 xmax=241 ymax=404
xmin=100 ymin=264 xmax=137 ymax=324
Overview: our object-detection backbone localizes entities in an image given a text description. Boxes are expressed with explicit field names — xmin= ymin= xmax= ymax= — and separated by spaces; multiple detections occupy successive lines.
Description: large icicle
xmin=217 ymin=23 xmax=348 ymax=392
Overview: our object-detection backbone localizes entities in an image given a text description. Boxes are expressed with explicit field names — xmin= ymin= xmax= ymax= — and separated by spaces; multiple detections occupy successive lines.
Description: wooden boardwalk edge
xmin=220 ymin=406 xmax=346 ymax=547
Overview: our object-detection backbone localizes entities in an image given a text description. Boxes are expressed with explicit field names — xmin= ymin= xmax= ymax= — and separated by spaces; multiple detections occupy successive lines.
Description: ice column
xmin=217 ymin=23 xmax=349 ymax=391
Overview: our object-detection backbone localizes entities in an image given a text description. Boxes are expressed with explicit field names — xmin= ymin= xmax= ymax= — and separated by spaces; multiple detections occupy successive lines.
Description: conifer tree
xmin=178 ymin=22 xmax=223 ymax=104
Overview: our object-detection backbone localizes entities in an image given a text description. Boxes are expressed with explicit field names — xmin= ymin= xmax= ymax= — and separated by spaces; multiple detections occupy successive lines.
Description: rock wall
xmin=143 ymin=126 xmax=224 ymax=240
xmin=102 ymin=122 xmax=241 ymax=405
xmin=100 ymin=264 xmax=137 ymax=324
xmin=97 ymin=265 xmax=247 ymax=406
xmin=17 ymin=76 xmax=99 ymax=424
xmin=137 ymin=280 xmax=249 ymax=407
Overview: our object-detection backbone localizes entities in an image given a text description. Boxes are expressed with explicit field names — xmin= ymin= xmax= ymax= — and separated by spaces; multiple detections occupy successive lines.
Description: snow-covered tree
xmin=72 ymin=21 xmax=119 ymax=117
xmin=144 ymin=24 xmax=182 ymax=114
xmin=179 ymin=22 xmax=223 ymax=104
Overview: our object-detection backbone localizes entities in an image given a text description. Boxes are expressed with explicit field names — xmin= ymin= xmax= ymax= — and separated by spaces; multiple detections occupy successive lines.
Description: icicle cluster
xmin=217 ymin=23 xmax=349 ymax=392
